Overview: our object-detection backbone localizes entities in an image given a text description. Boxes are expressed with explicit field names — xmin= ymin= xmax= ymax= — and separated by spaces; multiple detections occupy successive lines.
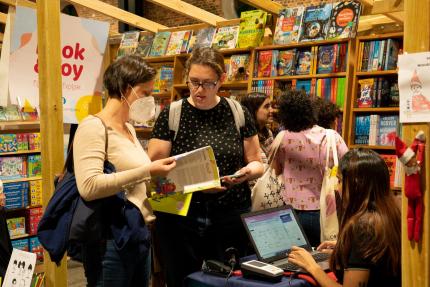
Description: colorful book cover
xmin=296 ymin=80 xmax=312 ymax=96
xmin=117 ymin=31 xmax=140 ymax=58
xmin=149 ymin=31 xmax=171 ymax=57
xmin=27 ymin=154 xmax=42 ymax=177
xmin=354 ymin=115 xmax=370 ymax=145
xmin=273 ymin=7 xmax=304 ymax=45
xmin=165 ymin=30 xmax=191 ymax=55
xmin=257 ymin=50 xmax=273 ymax=77
xmin=317 ymin=45 xmax=335 ymax=74
xmin=28 ymin=133 xmax=40 ymax=151
xmin=30 ymin=180 xmax=42 ymax=206
xmin=380 ymin=154 xmax=397 ymax=187
xmin=0 ymin=134 xmax=18 ymax=153
xmin=135 ymin=33 xmax=155 ymax=57
xmin=295 ymin=50 xmax=312 ymax=75
xmin=237 ymin=10 xmax=267 ymax=48
xmin=299 ymin=3 xmax=333 ymax=41
xmin=277 ymin=49 xmax=297 ymax=76
xmin=188 ymin=27 xmax=217 ymax=52
xmin=0 ymin=156 xmax=26 ymax=180
xmin=327 ymin=1 xmax=362 ymax=39
xmin=211 ymin=25 xmax=240 ymax=50
xmin=228 ymin=54 xmax=250 ymax=81
xmin=378 ymin=115 xmax=398 ymax=146
xmin=357 ymin=78 xmax=374 ymax=108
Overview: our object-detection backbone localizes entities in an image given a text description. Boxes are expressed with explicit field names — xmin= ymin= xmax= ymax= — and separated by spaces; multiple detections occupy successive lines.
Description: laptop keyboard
xmin=277 ymin=252 xmax=330 ymax=271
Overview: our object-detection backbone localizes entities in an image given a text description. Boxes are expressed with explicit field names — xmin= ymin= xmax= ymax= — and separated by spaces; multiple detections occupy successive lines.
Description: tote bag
xmin=320 ymin=129 xmax=339 ymax=242
xmin=251 ymin=131 xmax=286 ymax=211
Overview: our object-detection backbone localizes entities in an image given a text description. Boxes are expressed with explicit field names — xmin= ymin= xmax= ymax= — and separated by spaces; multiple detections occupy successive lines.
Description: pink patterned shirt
xmin=275 ymin=125 xmax=348 ymax=210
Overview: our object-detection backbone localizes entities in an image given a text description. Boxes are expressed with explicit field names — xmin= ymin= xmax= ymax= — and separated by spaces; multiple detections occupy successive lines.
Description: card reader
xmin=241 ymin=260 xmax=284 ymax=283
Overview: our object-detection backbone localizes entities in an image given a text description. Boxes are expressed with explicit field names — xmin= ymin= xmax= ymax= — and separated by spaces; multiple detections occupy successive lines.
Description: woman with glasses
xmin=149 ymin=47 xmax=264 ymax=286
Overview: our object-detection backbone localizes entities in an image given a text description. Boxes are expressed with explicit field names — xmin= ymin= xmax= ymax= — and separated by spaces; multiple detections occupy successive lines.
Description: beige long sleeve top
xmin=73 ymin=116 xmax=155 ymax=223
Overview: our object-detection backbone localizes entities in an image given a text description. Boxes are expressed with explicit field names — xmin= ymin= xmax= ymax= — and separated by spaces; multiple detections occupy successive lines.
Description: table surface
xmin=186 ymin=271 xmax=313 ymax=287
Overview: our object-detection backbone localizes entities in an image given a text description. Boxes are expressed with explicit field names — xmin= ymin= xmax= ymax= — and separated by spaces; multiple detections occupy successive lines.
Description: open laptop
xmin=241 ymin=205 xmax=331 ymax=272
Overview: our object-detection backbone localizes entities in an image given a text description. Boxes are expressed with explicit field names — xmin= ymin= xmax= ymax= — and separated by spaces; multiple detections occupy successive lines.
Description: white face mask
xmin=123 ymin=87 xmax=156 ymax=125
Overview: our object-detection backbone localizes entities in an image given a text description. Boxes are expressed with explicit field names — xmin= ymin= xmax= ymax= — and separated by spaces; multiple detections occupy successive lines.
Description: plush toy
xmin=395 ymin=131 xmax=426 ymax=242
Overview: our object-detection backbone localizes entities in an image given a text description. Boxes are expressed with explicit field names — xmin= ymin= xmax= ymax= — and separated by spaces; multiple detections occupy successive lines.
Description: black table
xmin=185 ymin=271 xmax=313 ymax=287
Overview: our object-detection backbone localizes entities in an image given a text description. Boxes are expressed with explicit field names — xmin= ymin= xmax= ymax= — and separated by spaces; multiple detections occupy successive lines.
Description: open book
xmin=149 ymin=146 xmax=221 ymax=216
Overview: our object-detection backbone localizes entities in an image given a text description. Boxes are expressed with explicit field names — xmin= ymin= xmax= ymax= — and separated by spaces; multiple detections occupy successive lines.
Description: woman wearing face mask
xmin=148 ymin=47 xmax=264 ymax=286
xmin=73 ymin=55 xmax=176 ymax=287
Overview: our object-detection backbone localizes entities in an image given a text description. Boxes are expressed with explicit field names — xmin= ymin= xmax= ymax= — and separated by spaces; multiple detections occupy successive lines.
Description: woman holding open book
xmin=149 ymin=47 xmax=264 ymax=287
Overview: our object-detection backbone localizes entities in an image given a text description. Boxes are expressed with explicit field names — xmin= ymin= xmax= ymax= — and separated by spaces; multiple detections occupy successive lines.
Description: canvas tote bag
xmin=320 ymin=129 xmax=339 ymax=242
xmin=251 ymin=131 xmax=286 ymax=211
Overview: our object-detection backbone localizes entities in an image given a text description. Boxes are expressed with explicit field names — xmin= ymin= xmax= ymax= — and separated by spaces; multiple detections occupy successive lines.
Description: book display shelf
xmin=348 ymin=32 xmax=404 ymax=191
xmin=0 ymin=122 xmax=45 ymax=272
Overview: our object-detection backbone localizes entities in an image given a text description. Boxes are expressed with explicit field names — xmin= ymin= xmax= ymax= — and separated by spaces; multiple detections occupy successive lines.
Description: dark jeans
xmin=82 ymin=240 xmax=151 ymax=287
xmin=294 ymin=210 xmax=321 ymax=247
xmin=155 ymin=203 xmax=252 ymax=287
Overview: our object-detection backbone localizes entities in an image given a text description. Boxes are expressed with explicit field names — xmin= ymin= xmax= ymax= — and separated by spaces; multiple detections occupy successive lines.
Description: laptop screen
xmin=242 ymin=206 xmax=310 ymax=262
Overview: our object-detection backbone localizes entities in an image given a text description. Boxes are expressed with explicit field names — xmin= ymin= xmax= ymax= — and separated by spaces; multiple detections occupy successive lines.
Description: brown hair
xmin=185 ymin=47 xmax=226 ymax=79
xmin=103 ymin=54 xmax=156 ymax=99
xmin=331 ymin=149 xmax=401 ymax=276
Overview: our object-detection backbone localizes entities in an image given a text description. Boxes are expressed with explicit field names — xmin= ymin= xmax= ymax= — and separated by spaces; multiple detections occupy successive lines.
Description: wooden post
xmin=402 ymin=0 xmax=430 ymax=286
xmin=36 ymin=0 xmax=67 ymax=286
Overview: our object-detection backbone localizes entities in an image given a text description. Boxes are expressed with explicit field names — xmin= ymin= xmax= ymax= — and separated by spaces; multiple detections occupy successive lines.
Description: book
xmin=317 ymin=45 xmax=336 ymax=74
xmin=299 ymin=3 xmax=333 ymax=42
xmin=257 ymin=50 xmax=273 ymax=77
xmin=135 ymin=33 xmax=154 ymax=57
xmin=378 ymin=115 xmax=398 ymax=146
xmin=5 ymin=105 xmax=22 ymax=121
xmin=296 ymin=80 xmax=312 ymax=96
xmin=357 ymin=78 xmax=374 ymax=108
xmin=237 ymin=10 xmax=267 ymax=48
xmin=228 ymin=54 xmax=250 ymax=81
xmin=0 ymin=156 xmax=27 ymax=180
xmin=277 ymin=49 xmax=297 ymax=76
xmin=295 ymin=50 xmax=312 ymax=75
xmin=149 ymin=31 xmax=171 ymax=57
xmin=165 ymin=30 xmax=191 ymax=55
xmin=273 ymin=7 xmax=304 ymax=45
xmin=149 ymin=146 xmax=221 ymax=216
xmin=211 ymin=25 xmax=240 ymax=50
xmin=327 ymin=1 xmax=362 ymax=39
xmin=380 ymin=154 xmax=397 ymax=188
xmin=117 ymin=31 xmax=140 ymax=58
xmin=187 ymin=27 xmax=217 ymax=52
xmin=354 ymin=115 xmax=370 ymax=145
xmin=0 ymin=134 xmax=18 ymax=153
xmin=27 ymin=154 xmax=42 ymax=177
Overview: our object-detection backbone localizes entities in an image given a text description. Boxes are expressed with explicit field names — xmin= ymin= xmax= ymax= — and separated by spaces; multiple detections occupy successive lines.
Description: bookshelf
xmin=0 ymin=122 xmax=44 ymax=268
xmin=348 ymin=32 xmax=403 ymax=190
xmin=249 ymin=38 xmax=356 ymax=140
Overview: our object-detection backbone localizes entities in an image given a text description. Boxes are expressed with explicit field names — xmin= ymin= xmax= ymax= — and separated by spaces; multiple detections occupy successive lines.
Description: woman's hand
xmin=149 ymin=157 xmax=176 ymax=177
xmin=317 ymin=241 xmax=337 ymax=253
xmin=288 ymin=246 xmax=320 ymax=272
xmin=220 ymin=167 xmax=251 ymax=186
xmin=0 ymin=193 xmax=5 ymax=207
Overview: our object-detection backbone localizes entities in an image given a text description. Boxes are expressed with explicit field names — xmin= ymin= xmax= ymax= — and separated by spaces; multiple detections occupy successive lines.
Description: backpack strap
xmin=225 ymin=97 xmax=245 ymax=134
xmin=168 ymin=99 xmax=183 ymax=142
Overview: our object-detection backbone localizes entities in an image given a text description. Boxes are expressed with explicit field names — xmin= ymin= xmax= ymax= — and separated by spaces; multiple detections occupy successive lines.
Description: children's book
xmin=273 ymin=7 xmax=304 ymax=45
xmin=149 ymin=31 xmax=171 ymax=57
xmin=165 ymin=30 xmax=191 ymax=55
xmin=149 ymin=146 xmax=221 ymax=216
xmin=237 ymin=10 xmax=267 ymax=48
xmin=299 ymin=4 xmax=333 ymax=42
xmin=0 ymin=156 xmax=26 ymax=180
xmin=228 ymin=54 xmax=250 ymax=81
xmin=357 ymin=78 xmax=374 ymax=108
xmin=257 ymin=50 xmax=273 ymax=77
xmin=211 ymin=26 xmax=240 ymax=50
xmin=317 ymin=45 xmax=336 ymax=74
xmin=0 ymin=134 xmax=18 ymax=153
xmin=3 ymin=248 xmax=37 ymax=287
xmin=135 ymin=33 xmax=155 ymax=57
xmin=117 ymin=31 xmax=140 ymax=58
xmin=327 ymin=1 xmax=362 ymax=39
xmin=295 ymin=50 xmax=312 ymax=75
xmin=187 ymin=27 xmax=217 ymax=52
xmin=277 ymin=49 xmax=297 ymax=76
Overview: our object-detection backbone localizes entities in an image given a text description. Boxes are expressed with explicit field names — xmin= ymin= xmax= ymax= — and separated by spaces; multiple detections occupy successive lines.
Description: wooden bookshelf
xmin=0 ymin=149 xmax=41 ymax=156
xmin=352 ymin=107 xmax=400 ymax=113
xmin=349 ymin=144 xmax=396 ymax=150
xmin=2 ymin=176 xmax=43 ymax=184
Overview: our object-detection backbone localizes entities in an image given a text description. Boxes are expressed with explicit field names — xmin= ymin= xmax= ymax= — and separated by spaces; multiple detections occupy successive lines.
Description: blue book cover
xmin=296 ymin=80 xmax=312 ymax=96
xmin=355 ymin=115 xmax=370 ymax=145
xmin=295 ymin=50 xmax=312 ymax=75
xmin=317 ymin=45 xmax=335 ymax=74
xmin=299 ymin=3 xmax=333 ymax=41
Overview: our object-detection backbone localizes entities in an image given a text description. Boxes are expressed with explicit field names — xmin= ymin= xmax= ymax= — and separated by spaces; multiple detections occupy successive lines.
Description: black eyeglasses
xmin=186 ymin=80 xmax=218 ymax=91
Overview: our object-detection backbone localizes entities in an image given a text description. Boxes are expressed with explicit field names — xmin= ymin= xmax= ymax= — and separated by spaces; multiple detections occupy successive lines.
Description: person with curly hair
xmin=274 ymin=90 xmax=348 ymax=246
xmin=288 ymin=149 xmax=401 ymax=287
xmin=312 ymin=97 xmax=342 ymax=129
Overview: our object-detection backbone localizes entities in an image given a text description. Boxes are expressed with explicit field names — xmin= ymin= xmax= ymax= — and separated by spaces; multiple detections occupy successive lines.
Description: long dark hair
xmin=331 ymin=149 xmax=401 ymax=275
xmin=240 ymin=92 xmax=270 ymax=139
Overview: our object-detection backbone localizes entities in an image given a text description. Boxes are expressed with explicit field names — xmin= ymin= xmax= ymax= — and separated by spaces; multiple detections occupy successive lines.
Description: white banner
xmin=8 ymin=6 xmax=109 ymax=123
xmin=398 ymin=52 xmax=430 ymax=123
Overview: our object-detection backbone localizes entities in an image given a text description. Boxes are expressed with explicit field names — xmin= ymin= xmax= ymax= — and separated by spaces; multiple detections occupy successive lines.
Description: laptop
xmin=241 ymin=205 xmax=331 ymax=272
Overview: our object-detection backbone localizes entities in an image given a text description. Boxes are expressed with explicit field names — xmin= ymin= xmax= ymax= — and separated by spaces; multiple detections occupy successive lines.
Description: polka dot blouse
xmin=151 ymin=97 xmax=257 ymax=209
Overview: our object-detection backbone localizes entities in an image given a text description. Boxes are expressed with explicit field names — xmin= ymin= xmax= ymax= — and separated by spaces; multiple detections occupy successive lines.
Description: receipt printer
xmin=241 ymin=260 xmax=284 ymax=283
